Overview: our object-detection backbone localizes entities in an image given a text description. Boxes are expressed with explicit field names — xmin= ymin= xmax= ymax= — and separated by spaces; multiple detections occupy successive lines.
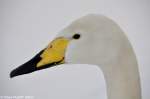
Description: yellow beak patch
xmin=36 ymin=37 xmax=69 ymax=68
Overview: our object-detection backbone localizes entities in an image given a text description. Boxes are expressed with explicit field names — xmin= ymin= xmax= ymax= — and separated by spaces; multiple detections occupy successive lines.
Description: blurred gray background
xmin=0 ymin=0 xmax=150 ymax=99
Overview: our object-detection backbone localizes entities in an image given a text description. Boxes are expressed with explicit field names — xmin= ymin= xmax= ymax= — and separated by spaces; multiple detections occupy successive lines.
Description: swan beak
xmin=10 ymin=37 xmax=70 ymax=78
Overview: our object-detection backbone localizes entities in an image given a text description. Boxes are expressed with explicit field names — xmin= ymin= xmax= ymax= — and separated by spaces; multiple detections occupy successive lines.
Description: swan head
xmin=10 ymin=14 xmax=131 ymax=78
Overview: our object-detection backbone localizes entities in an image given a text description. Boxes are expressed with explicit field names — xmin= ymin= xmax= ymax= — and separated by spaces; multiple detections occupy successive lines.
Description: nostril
xmin=49 ymin=45 xmax=53 ymax=48
xmin=50 ymin=45 xmax=52 ymax=48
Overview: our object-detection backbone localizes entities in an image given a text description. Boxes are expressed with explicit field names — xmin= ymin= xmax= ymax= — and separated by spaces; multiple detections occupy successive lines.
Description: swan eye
xmin=72 ymin=33 xmax=80 ymax=39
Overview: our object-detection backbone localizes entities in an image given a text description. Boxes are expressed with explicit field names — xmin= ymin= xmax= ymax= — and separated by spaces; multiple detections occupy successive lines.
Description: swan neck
xmin=100 ymin=63 xmax=141 ymax=99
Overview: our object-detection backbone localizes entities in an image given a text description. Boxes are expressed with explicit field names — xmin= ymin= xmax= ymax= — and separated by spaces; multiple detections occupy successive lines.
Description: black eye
xmin=72 ymin=33 xmax=80 ymax=39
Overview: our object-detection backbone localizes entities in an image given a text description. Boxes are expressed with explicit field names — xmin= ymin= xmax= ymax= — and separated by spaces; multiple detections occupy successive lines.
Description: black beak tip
xmin=10 ymin=73 xmax=14 ymax=78
xmin=10 ymin=69 xmax=18 ymax=78
xmin=9 ymin=66 xmax=36 ymax=78
xmin=9 ymin=50 xmax=46 ymax=78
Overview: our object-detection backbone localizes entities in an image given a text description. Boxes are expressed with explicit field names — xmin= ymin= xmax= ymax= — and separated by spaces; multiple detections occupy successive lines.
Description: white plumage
xmin=57 ymin=14 xmax=141 ymax=99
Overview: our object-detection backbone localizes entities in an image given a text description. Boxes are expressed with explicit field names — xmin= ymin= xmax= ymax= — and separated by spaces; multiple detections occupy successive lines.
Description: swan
xmin=10 ymin=14 xmax=141 ymax=99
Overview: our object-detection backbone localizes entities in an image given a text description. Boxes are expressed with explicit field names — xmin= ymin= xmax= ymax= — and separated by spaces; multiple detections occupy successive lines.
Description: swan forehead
xmin=57 ymin=14 xmax=120 ymax=39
